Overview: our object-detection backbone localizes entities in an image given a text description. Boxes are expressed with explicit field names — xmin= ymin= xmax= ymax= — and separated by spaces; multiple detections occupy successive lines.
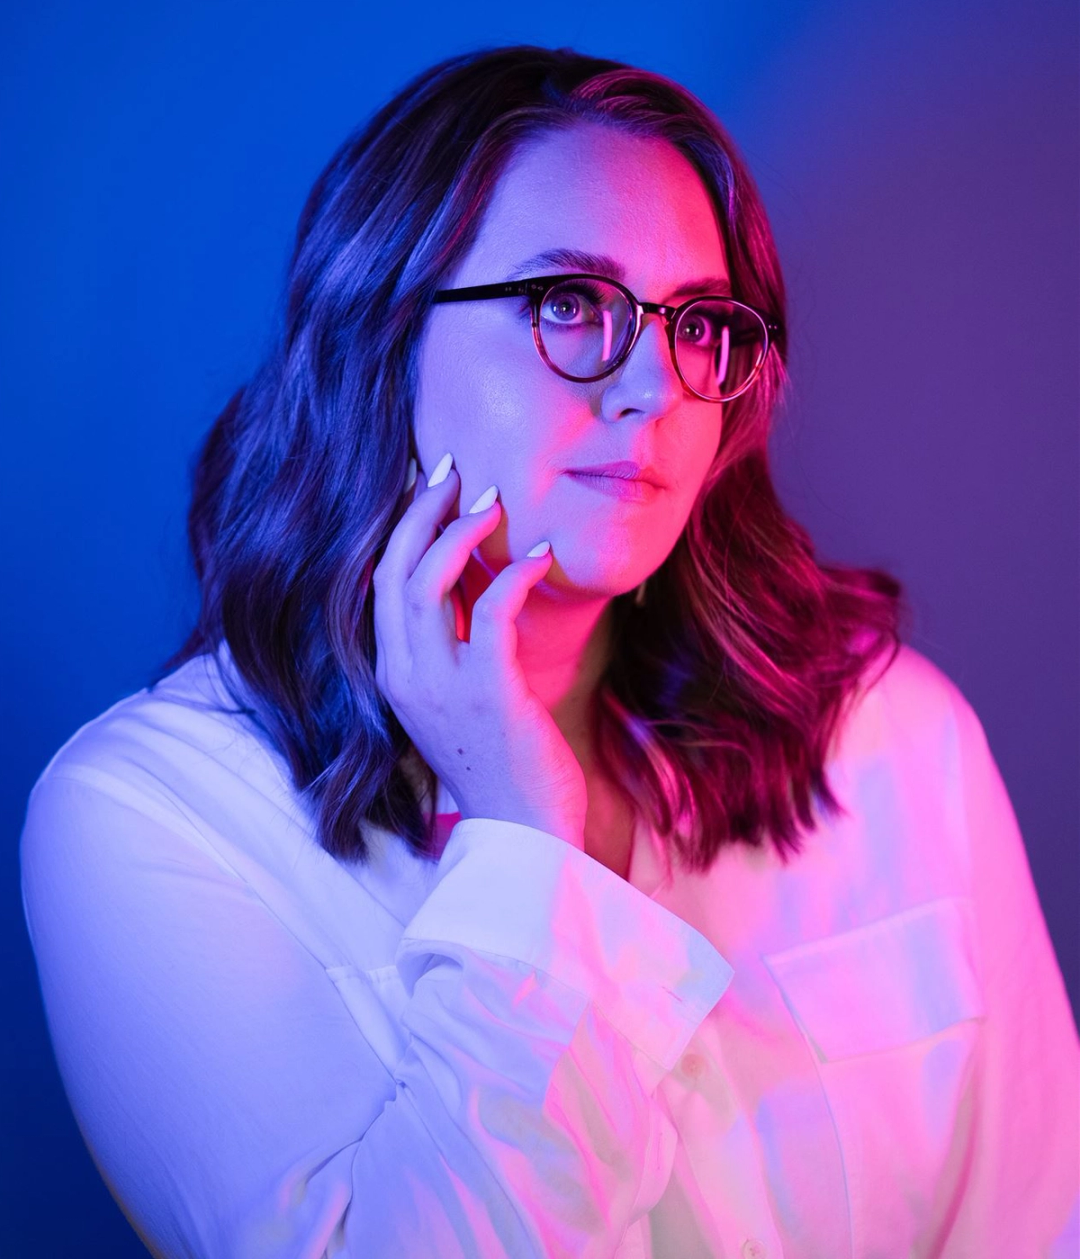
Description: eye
xmin=539 ymin=281 xmax=607 ymax=328
xmin=547 ymin=293 xmax=585 ymax=322
xmin=677 ymin=310 xmax=724 ymax=347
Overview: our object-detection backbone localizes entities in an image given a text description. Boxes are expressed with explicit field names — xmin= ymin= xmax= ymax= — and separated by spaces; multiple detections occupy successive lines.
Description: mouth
xmin=564 ymin=462 xmax=663 ymax=503
xmin=566 ymin=461 xmax=662 ymax=485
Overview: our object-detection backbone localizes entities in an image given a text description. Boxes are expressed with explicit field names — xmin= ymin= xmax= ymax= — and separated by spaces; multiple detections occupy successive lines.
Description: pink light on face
xmin=566 ymin=472 xmax=659 ymax=502
xmin=414 ymin=124 xmax=728 ymax=599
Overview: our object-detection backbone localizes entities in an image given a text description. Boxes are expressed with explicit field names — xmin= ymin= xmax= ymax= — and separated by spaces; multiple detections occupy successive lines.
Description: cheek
xmin=671 ymin=406 xmax=723 ymax=499
xmin=414 ymin=318 xmax=487 ymax=475
xmin=688 ymin=419 xmax=723 ymax=496
xmin=415 ymin=311 xmax=571 ymax=511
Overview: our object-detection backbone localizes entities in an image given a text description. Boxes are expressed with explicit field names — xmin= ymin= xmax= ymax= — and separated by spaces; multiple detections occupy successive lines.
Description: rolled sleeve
xmin=398 ymin=818 xmax=733 ymax=1068
xmin=22 ymin=774 xmax=733 ymax=1259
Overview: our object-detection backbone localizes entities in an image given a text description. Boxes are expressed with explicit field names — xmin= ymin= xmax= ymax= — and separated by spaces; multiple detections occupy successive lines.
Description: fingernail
xmin=526 ymin=541 xmax=551 ymax=558
xmin=427 ymin=452 xmax=453 ymax=487
xmin=467 ymin=485 xmax=499 ymax=514
xmin=404 ymin=458 xmax=417 ymax=492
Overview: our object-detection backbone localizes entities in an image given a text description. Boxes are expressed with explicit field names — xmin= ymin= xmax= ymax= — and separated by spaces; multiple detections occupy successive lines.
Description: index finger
xmin=377 ymin=460 xmax=460 ymax=585
xmin=371 ymin=460 xmax=461 ymax=665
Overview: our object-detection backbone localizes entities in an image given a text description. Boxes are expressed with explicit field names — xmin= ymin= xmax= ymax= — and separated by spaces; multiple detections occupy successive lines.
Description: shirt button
xmin=741 ymin=1241 xmax=767 ymax=1259
xmin=679 ymin=1052 xmax=707 ymax=1081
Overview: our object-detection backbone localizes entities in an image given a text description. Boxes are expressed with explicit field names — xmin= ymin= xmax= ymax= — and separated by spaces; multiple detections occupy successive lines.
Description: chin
xmin=540 ymin=556 xmax=649 ymax=603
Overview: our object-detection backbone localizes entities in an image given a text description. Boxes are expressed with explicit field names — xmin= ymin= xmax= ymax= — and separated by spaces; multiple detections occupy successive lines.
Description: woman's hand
xmin=372 ymin=453 xmax=588 ymax=849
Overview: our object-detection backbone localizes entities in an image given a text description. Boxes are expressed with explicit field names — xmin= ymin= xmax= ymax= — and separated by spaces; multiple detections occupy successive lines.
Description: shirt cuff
xmin=396 ymin=817 xmax=733 ymax=1069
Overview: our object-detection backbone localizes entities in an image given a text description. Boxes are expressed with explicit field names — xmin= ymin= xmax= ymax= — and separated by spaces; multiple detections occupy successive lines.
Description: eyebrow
xmin=504 ymin=248 xmax=734 ymax=299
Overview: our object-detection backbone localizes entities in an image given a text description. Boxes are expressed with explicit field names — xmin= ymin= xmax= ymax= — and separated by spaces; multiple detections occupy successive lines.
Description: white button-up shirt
xmin=19 ymin=642 xmax=1079 ymax=1257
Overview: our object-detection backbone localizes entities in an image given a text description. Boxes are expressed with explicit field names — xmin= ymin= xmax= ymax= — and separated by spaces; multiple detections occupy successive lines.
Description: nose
xmin=599 ymin=312 xmax=684 ymax=423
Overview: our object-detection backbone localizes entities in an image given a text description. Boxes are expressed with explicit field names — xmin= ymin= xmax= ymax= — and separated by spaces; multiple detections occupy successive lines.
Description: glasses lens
xmin=674 ymin=300 xmax=768 ymax=400
xmin=536 ymin=278 xmax=635 ymax=379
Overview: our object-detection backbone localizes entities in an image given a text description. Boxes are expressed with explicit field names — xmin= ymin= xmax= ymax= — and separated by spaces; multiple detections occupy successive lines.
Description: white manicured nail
xmin=468 ymin=485 xmax=499 ymax=514
xmin=526 ymin=541 xmax=551 ymax=558
xmin=404 ymin=458 xmax=417 ymax=492
xmin=427 ymin=452 xmax=453 ymax=487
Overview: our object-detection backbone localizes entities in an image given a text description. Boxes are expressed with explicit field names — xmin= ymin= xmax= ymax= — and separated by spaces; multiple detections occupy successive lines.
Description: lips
xmin=565 ymin=461 xmax=663 ymax=487
xmin=564 ymin=462 xmax=663 ymax=503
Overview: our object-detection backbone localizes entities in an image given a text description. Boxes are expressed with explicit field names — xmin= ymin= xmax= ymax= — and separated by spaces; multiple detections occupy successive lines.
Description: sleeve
xmin=19 ymin=772 xmax=733 ymax=1259
xmin=924 ymin=688 xmax=1080 ymax=1257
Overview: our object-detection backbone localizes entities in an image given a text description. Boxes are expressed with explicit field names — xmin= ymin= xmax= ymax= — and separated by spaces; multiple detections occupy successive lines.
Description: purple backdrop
xmin=2 ymin=0 xmax=1076 ymax=1251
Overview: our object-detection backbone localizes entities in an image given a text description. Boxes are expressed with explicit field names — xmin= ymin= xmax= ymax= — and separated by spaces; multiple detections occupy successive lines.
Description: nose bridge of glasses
xmin=638 ymin=299 xmax=680 ymax=323
xmin=635 ymin=302 xmax=683 ymax=360
xmin=624 ymin=302 xmax=684 ymax=382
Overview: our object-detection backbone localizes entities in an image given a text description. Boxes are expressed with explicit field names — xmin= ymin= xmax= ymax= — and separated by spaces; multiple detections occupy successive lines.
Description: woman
xmin=20 ymin=45 xmax=1078 ymax=1258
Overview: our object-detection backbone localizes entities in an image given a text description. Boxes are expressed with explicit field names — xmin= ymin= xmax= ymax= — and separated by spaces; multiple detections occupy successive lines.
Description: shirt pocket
xmin=762 ymin=897 xmax=985 ymax=1258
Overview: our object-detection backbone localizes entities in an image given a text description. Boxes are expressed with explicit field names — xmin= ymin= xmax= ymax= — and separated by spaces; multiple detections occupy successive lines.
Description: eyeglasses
xmin=432 ymin=272 xmax=782 ymax=403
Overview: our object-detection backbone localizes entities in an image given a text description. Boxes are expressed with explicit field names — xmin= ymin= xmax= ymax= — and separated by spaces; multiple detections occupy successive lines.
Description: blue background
xmin=3 ymin=0 xmax=1076 ymax=1250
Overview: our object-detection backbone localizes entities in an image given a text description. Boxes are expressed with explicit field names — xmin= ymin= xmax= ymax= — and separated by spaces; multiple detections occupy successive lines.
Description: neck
xmin=456 ymin=553 xmax=612 ymax=766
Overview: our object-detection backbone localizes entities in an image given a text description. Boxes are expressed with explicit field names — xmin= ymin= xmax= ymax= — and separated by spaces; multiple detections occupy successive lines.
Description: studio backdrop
xmin=2 ymin=0 xmax=1076 ymax=1253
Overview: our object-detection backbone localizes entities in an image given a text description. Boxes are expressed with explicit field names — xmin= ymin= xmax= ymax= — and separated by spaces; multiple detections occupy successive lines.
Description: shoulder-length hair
xmin=152 ymin=44 xmax=910 ymax=871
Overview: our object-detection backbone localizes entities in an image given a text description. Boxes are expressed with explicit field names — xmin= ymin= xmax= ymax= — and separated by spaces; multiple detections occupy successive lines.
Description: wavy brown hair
xmin=152 ymin=45 xmax=910 ymax=870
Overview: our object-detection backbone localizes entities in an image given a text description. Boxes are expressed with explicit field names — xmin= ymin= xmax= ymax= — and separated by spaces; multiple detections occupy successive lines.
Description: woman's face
xmin=413 ymin=122 xmax=730 ymax=601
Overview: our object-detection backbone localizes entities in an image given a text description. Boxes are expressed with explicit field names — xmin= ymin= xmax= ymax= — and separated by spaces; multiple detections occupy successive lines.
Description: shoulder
xmin=821 ymin=641 xmax=1004 ymax=891
xmin=831 ymin=641 xmax=977 ymax=771
xmin=19 ymin=650 xmax=414 ymax=974
xmin=23 ymin=645 xmax=293 ymax=850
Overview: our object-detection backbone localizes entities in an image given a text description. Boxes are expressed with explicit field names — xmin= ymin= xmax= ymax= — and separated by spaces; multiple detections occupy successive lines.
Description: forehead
xmin=454 ymin=123 xmax=729 ymax=292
